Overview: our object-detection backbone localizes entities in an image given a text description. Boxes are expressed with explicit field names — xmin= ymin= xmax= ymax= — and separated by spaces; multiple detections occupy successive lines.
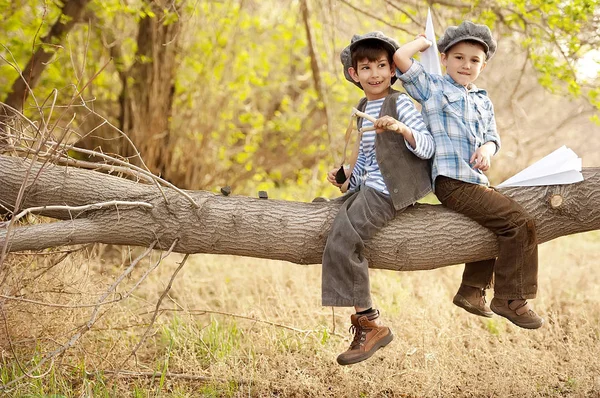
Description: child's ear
xmin=440 ymin=53 xmax=448 ymax=67
xmin=348 ymin=67 xmax=360 ymax=83
xmin=481 ymin=61 xmax=487 ymax=71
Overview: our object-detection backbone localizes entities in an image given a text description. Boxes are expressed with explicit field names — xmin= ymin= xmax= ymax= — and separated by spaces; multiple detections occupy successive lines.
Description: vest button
xmin=393 ymin=189 xmax=399 ymax=193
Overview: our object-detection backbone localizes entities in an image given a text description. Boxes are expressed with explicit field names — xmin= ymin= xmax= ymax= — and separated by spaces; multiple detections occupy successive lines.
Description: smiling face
xmin=348 ymin=50 xmax=394 ymax=100
xmin=441 ymin=41 xmax=487 ymax=88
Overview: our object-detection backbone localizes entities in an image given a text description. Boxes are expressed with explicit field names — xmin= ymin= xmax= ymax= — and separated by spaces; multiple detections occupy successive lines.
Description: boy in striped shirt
xmin=322 ymin=31 xmax=434 ymax=365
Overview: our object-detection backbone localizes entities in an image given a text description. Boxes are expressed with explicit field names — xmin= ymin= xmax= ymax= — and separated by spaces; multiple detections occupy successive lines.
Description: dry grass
xmin=1 ymin=231 xmax=600 ymax=397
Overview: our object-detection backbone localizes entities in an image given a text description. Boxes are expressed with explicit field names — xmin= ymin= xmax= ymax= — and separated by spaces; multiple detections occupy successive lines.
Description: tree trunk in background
xmin=2 ymin=155 xmax=600 ymax=271
xmin=0 ymin=0 xmax=91 ymax=144
xmin=120 ymin=1 xmax=180 ymax=180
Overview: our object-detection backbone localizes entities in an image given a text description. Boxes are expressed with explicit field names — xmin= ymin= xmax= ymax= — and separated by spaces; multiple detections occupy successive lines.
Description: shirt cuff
xmin=396 ymin=59 xmax=424 ymax=82
xmin=405 ymin=129 xmax=426 ymax=158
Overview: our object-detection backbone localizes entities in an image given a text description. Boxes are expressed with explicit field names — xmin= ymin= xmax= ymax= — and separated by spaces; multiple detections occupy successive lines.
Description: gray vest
xmin=357 ymin=90 xmax=432 ymax=210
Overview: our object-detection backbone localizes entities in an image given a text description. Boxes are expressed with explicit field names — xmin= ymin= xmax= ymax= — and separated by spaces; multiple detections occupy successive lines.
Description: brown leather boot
xmin=453 ymin=284 xmax=494 ymax=318
xmin=336 ymin=310 xmax=394 ymax=366
xmin=490 ymin=298 xmax=544 ymax=329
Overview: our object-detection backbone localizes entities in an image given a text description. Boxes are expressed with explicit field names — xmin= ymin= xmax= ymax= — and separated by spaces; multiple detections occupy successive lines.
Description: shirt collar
xmin=444 ymin=74 xmax=487 ymax=94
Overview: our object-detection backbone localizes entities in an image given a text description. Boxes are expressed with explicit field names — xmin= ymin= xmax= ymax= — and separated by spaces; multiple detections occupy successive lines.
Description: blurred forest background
xmin=1 ymin=1 xmax=600 ymax=397
xmin=1 ymin=0 xmax=599 ymax=201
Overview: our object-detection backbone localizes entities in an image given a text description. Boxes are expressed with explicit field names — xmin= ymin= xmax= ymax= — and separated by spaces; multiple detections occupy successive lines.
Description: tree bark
xmin=120 ymin=1 xmax=180 ymax=180
xmin=1 ymin=155 xmax=599 ymax=271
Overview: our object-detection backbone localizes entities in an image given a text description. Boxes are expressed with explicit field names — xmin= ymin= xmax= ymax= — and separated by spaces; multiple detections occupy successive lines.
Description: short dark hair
xmin=351 ymin=40 xmax=393 ymax=70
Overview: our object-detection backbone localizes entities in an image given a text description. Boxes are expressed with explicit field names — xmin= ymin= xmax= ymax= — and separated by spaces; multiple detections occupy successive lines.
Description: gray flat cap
xmin=437 ymin=21 xmax=497 ymax=60
xmin=340 ymin=31 xmax=400 ymax=88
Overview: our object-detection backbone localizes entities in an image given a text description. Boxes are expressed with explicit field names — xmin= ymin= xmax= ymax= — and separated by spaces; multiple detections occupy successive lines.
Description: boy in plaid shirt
xmin=394 ymin=21 xmax=543 ymax=329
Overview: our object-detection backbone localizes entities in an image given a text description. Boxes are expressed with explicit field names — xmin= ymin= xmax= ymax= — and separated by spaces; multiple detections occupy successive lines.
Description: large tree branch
xmin=1 ymin=155 xmax=599 ymax=271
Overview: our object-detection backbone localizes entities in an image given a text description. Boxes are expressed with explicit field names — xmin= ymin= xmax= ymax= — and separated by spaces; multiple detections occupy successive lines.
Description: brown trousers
xmin=435 ymin=176 xmax=538 ymax=300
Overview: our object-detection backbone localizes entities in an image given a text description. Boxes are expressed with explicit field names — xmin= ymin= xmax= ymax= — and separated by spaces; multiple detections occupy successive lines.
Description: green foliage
xmin=445 ymin=0 xmax=600 ymax=99
xmin=485 ymin=318 xmax=501 ymax=336
xmin=169 ymin=1 xmax=348 ymax=196
xmin=1 ymin=0 xmax=598 ymax=198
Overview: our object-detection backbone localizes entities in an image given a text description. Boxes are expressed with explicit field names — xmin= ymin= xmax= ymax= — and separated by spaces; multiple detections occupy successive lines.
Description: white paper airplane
xmin=497 ymin=146 xmax=584 ymax=187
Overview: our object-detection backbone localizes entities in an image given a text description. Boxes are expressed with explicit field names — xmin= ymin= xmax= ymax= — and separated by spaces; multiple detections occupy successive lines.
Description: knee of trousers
xmin=513 ymin=211 xmax=538 ymax=246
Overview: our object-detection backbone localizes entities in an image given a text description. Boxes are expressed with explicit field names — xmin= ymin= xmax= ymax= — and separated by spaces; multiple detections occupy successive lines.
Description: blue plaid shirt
xmin=397 ymin=60 xmax=500 ymax=189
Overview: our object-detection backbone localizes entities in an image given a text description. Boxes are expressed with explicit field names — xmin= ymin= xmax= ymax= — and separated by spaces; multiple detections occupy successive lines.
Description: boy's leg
xmin=321 ymin=186 xmax=397 ymax=365
xmin=321 ymin=187 xmax=396 ymax=308
xmin=453 ymin=259 xmax=495 ymax=318
xmin=435 ymin=176 xmax=542 ymax=328
xmin=462 ymin=259 xmax=494 ymax=289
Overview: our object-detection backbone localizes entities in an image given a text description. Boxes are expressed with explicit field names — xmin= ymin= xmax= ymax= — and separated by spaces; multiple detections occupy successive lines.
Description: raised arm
xmin=394 ymin=36 xmax=432 ymax=73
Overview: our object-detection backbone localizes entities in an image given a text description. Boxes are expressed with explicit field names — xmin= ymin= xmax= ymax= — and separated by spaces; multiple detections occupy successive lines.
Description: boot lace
xmin=480 ymin=289 xmax=488 ymax=305
xmin=348 ymin=324 xmax=369 ymax=349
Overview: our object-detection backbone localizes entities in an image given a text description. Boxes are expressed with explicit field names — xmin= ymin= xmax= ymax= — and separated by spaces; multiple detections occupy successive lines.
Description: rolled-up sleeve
xmin=396 ymin=60 xmax=435 ymax=103
xmin=483 ymin=100 xmax=501 ymax=154
xmin=396 ymin=95 xmax=435 ymax=160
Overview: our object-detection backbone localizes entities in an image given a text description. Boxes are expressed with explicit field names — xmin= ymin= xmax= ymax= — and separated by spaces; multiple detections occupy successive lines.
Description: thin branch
xmin=0 ymin=240 xmax=166 ymax=392
xmin=151 ymin=307 xmax=336 ymax=335
xmin=11 ymin=200 xmax=154 ymax=223
xmin=1 ymin=106 xmax=199 ymax=207
xmin=337 ymin=0 xmax=412 ymax=34
xmin=384 ymin=0 xmax=423 ymax=28
xmin=0 ymin=294 xmax=125 ymax=309
xmin=118 ymin=253 xmax=190 ymax=369
xmin=86 ymin=369 xmax=254 ymax=386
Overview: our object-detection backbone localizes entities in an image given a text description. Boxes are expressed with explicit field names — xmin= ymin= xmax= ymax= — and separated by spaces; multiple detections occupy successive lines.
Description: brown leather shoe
xmin=490 ymin=298 xmax=544 ymax=329
xmin=336 ymin=310 xmax=394 ymax=366
xmin=453 ymin=284 xmax=493 ymax=318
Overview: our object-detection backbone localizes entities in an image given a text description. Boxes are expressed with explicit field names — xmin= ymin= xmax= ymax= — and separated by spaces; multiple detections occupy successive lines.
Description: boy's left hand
xmin=470 ymin=143 xmax=495 ymax=171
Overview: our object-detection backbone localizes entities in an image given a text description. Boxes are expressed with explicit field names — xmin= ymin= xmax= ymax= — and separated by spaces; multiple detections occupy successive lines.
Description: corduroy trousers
xmin=321 ymin=186 xmax=398 ymax=308
xmin=435 ymin=176 xmax=538 ymax=300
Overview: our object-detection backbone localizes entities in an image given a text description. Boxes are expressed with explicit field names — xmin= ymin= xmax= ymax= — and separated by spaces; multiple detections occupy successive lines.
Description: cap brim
xmin=441 ymin=36 xmax=490 ymax=55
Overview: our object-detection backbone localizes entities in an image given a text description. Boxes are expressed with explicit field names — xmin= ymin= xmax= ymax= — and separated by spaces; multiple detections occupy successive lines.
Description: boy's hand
xmin=415 ymin=34 xmax=433 ymax=52
xmin=470 ymin=143 xmax=496 ymax=172
xmin=373 ymin=116 xmax=417 ymax=148
xmin=327 ymin=167 xmax=349 ymax=187
xmin=394 ymin=34 xmax=432 ymax=73
xmin=373 ymin=116 xmax=408 ymax=135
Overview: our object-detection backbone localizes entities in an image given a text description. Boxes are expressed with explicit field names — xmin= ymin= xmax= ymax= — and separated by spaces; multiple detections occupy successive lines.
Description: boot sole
xmin=336 ymin=330 xmax=394 ymax=366
xmin=490 ymin=302 xmax=544 ymax=329
xmin=453 ymin=294 xmax=494 ymax=318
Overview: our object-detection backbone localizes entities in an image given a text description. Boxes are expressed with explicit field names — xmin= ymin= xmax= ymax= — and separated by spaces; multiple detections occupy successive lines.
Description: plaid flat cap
xmin=340 ymin=31 xmax=401 ymax=88
xmin=437 ymin=21 xmax=497 ymax=60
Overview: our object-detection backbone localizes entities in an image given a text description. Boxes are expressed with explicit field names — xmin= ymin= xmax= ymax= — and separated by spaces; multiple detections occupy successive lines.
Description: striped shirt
xmin=348 ymin=93 xmax=435 ymax=194
xmin=397 ymin=60 xmax=500 ymax=189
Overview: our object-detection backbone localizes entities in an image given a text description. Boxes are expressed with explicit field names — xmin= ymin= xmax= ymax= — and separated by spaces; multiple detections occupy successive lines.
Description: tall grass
xmin=1 ymin=232 xmax=599 ymax=397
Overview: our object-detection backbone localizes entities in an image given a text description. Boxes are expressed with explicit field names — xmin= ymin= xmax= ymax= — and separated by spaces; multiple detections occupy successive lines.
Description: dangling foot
xmin=490 ymin=298 xmax=544 ymax=329
xmin=453 ymin=284 xmax=494 ymax=318
xmin=336 ymin=309 xmax=394 ymax=366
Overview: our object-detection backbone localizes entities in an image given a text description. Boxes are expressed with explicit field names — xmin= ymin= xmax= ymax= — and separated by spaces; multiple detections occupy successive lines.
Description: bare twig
xmin=0 ymin=240 xmax=169 ymax=392
xmin=119 ymin=253 xmax=190 ymax=368
xmin=4 ymin=121 xmax=199 ymax=208
xmin=149 ymin=307 xmax=343 ymax=336
xmin=86 ymin=369 xmax=255 ymax=386
xmin=337 ymin=0 xmax=412 ymax=34
xmin=0 ymin=294 xmax=125 ymax=309
xmin=11 ymin=200 xmax=154 ymax=223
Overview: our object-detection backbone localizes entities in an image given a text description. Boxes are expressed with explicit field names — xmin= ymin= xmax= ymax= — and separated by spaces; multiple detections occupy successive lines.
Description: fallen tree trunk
xmin=1 ymin=155 xmax=599 ymax=271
